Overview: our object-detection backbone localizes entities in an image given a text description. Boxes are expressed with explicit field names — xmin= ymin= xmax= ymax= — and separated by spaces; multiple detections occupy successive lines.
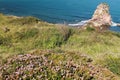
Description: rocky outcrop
xmin=83 ymin=3 xmax=112 ymax=31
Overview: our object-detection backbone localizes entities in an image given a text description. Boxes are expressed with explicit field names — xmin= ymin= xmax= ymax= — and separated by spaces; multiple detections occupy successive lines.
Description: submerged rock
xmin=83 ymin=3 xmax=112 ymax=31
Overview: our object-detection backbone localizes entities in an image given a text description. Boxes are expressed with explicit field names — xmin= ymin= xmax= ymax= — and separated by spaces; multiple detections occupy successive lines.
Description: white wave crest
xmin=69 ymin=20 xmax=119 ymax=27
xmin=68 ymin=20 xmax=89 ymax=26
xmin=111 ymin=21 xmax=118 ymax=26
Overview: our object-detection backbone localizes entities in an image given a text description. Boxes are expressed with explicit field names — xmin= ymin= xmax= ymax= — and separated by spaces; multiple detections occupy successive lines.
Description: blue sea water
xmin=0 ymin=0 xmax=120 ymax=31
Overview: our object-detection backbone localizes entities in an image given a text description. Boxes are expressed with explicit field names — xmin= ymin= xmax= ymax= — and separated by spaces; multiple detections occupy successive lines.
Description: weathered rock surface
xmin=83 ymin=3 xmax=112 ymax=31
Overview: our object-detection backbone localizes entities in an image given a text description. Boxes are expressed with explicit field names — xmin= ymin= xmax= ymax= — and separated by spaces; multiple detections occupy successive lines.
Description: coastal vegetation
xmin=0 ymin=13 xmax=120 ymax=80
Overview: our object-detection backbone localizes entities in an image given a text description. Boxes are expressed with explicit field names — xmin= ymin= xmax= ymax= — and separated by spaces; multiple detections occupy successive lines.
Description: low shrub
xmin=0 ymin=53 xmax=117 ymax=80
xmin=0 ymin=35 xmax=11 ymax=46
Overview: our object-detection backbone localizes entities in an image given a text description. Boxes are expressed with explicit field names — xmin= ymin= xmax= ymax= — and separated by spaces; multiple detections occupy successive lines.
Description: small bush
xmin=34 ymin=31 xmax=63 ymax=48
xmin=22 ymin=28 xmax=39 ymax=39
xmin=0 ymin=35 xmax=11 ymax=46
xmin=57 ymin=26 xmax=73 ymax=41
xmin=86 ymin=26 xmax=95 ymax=31
xmin=25 ymin=28 xmax=38 ymax=37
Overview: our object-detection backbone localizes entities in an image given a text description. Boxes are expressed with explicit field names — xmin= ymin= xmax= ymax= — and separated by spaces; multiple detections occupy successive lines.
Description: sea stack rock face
xmin=85 ymin=3 xmax=112 ymax=31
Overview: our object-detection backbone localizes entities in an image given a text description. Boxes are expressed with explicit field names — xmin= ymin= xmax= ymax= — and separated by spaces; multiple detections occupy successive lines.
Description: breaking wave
xmin=68 ymin=20 xmax=118 ymax=27
xmin=111 ymin=21 xmax=118 ymax=26
xmin=68 ymin=20 xmax=89 ymax=26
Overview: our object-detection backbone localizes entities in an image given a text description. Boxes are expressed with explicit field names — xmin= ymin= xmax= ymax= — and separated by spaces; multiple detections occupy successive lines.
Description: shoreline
xmin=1 ymin=12 xmax=120 ymax=32
xmin=0 ymin=11 xmax=120 ymax=79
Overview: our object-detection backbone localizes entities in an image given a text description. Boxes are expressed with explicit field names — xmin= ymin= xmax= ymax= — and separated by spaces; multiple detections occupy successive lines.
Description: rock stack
xmin=83 ymin=3 xmax=112 ymax=31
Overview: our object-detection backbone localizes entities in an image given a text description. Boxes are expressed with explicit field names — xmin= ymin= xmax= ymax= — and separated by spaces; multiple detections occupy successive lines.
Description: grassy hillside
xmin=62 ymin=30 xmax=120 ymax=76
xmin=0 ymin=13 xmax=120 ymax=80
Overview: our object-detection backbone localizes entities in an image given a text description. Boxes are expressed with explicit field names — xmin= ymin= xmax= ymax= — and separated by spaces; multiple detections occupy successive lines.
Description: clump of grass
xmin=21 ymin=28 xmax=39 ymax=39
xmin=0 ymin=35 xmax=12 ymax=46
xmin=97 ymin=54 xmax=120 ymax=76
xmin=57 ymin=25 xmax=73 ymax=41
xmin=106 ymin=56 xmax=120 ymax=75
xmin=86 ymin=26 xmax=95 ymax=31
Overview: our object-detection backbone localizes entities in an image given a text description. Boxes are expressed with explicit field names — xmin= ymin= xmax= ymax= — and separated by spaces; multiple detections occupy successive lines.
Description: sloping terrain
xmin=0 ymin=50 xmax=119 ymax=80
xmin=0 ymin=13 xmax=120 ymax=80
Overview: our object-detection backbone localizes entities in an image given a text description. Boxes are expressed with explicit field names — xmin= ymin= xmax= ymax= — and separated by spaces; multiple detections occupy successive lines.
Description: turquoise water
xmin=0 ymin=0 xmax=120 ymax=31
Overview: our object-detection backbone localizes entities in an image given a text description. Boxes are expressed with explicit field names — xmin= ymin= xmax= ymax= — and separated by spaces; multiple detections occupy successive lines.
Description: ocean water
xmin=0 ymin=0 xmax=120 ymax=32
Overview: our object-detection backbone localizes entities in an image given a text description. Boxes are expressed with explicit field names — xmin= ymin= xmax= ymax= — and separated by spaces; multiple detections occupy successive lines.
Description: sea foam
xmin=111 ymin=21 xmax=118 ymax=26
xmin=69 ymin=20 xmax=118 ymax=27
xmin=68 ymin=20 xmax=89 ymax=26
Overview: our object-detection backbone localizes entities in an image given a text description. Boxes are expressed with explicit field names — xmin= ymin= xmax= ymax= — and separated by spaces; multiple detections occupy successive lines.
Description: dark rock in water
xmin=83 ymin=3 xmax=112 ymax=31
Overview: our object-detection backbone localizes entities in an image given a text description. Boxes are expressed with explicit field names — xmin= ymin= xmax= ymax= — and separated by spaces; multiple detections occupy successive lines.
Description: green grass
xmin=61 ymin=30 xmax=120 ymax=76
xmin=0 ymin=14 xmax=73 ymax=58
xmin=97 ymin=54 xmax=120 ymax=76
xmin=0 ymin=13 xmax=120 ymax=79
